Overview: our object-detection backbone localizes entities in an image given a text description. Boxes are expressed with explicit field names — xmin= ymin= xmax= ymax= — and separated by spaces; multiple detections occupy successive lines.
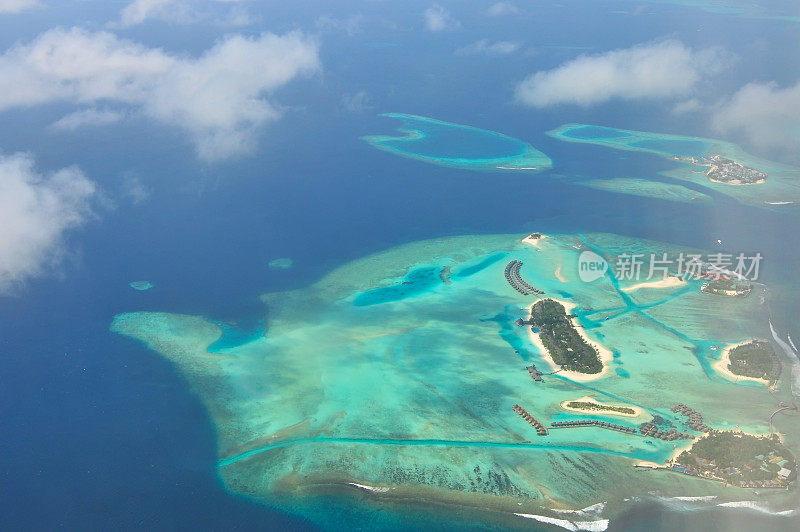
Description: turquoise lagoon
xmin=578 ymin=178 xmax=712 ymax=204
xmin=129 ymin=280 xmax=154 ymax=291
xmin=549 ymin=124 xmax=800 ymax=209
xmin=362 ymin=114 xmax=552 ymax=171
xmin=111 ymin=233 xmax=799 ymax=529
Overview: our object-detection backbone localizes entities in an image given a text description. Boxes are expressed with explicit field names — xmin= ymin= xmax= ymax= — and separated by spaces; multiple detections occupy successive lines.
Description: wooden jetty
xmin=671 ymin=403 xmax=713 ymax=433
xmin=639 ymin=421 xmax=695 ymax=441
xmin=526 ymin=364 xmax=544 ymax=382
xmin=769 ymin=402 xmax=798 ymax=435
xmin=512 ymin=404 xmax=549 ymax=436
xmin=505 ymin=260 xmax=544 ymax=296
xmin=551 ymin=419 xmax=638 ymax=435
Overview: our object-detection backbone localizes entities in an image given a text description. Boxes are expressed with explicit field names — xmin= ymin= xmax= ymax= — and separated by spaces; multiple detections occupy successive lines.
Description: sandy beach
xmin=555 ymin=265 xmax=566 ymax=282
xmin=621 ymin=275 xmax=685 ymax=292
xmin=633 ymin=460 xmax=664 ymax=469
xmin=526 ymin=299 xmax=613 ymax=382
xmin=668 ymin=441 xmax=695 ymax=464
xmin=712 ymin=340 xmax=770 ymax=386
xmin=560 ymin=396 xmax=643 ymax=417
xmin=521 ymin=233 xmax=547 ymax=248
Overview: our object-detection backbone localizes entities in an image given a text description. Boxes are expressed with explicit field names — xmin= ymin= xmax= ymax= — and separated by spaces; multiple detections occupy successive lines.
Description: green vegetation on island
xmin=674 ymin=431 xmax=797 ymax=488
xmin=701 ymin=278 xmax=751 ymax=296
xmin=704 ymin=156 xmax=767 ymax=185
xmin=565 ymin=401 xmax=635 ymax=415
xmin=728 ymin=340 xmax=782 ymax=384
xmin=529 ymin=299 xmax=602 ymax=374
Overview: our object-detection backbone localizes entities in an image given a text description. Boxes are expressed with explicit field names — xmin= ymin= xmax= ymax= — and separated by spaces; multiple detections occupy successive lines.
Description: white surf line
xmin=551 ymin=502 xmax=606 ymax=517
xmin=673 ymin=496 xmax=717 ymax=502
xmin=513 ymin=513 xmax=609 ymax=531
xmin=716 ymin=500 xmax=798 ymax=516
xmin=347 ymin=482 xmax=392 ymax=493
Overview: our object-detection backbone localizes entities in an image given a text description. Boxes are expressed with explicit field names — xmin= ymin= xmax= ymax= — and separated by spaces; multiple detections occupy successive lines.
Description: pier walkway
xmin=639 ymin=421 xmax=694 ymax=441
xmin=671 ymin=403 xmax=713 ymax=433
xmin=505 ymin=260 xmax=544 ymax=296
xmin=512 ymin=404 xmax=549 ymax=436
xmin=526 ymin=365 xmax=544 ymax=382
xmin=551 ymin=419 xmax=638 ymax=435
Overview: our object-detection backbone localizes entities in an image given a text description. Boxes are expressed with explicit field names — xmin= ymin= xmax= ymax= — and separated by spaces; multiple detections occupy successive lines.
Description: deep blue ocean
xmin=1 ymin=1 xmax=798 ymax=530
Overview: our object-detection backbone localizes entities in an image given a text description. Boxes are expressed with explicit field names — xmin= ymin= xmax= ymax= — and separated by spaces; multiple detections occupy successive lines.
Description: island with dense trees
xmin=673 ymin=431 xmax=796 ymax=488
xmin=701 ymin=277 xmax=751 ymax=296
xmin=565 ymin=400 xmax=635 ymax=415
xmin=727 ymin=340 xmax=782 ymax=385
xmin=528 ymin=299 xmax=602 ymax=374
xmin=705 ymin=155 xmax=767 ymax=185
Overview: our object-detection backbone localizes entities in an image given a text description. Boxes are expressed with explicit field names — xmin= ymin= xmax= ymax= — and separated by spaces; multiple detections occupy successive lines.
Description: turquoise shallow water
xmin=578 ymin=178 xmax=712 ymax=203
xmin=629 ymin=139 xmax=711 ymax=158
xmin=362 ymin=114 xmax=553 ymax=171
xmin=110 ymin=232 xmax=799 ymax=530
xmin=208 ymin=321 xmax=265 ymax=353
xmin=129 ymin=280 xmax=154 ymax=291
xmin=353 ymin=266 xmax=443 ymax=306
xmin=550 ymin=124 xmax=715 ymax=158
xmin=549 ymin=123 xmax=800 ymax=209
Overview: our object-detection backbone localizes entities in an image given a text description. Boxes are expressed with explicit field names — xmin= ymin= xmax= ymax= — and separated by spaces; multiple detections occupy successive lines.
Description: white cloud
xmin=50 ymin=108 xmax=126 ymax=131
xmin=486 ymin=2 xmax=518 ymax=16
xmin=341 ymin=91 xmax=373 ymax=113
xmin=121 ymin=0 xmax=184 ymax=26
xmin=223 ymin=5 xmax=257 ymax=27
xmin=424 ymin=3 xmax=459 ymax=31
xmin=671 ymin=98 xmax=702 ymax=115
xmin=0 ymin=28 xmax=320 ymax=161
xmin=457 ymin=39 xmax=520 ymax=55
xmin=0 ymin=152 xmax=96 ymax=292
xmin=713 ymin=80 xmax=800 ymax=156
xmin=121 ymin=173 xmax=150 ymax=204
xmin=515 ymin=40 xmax=724 ymax=108
xmin=0 ymin=0 xmax=40 ymax=14
xmin=119 ymin=0 xmax=252 ymax=27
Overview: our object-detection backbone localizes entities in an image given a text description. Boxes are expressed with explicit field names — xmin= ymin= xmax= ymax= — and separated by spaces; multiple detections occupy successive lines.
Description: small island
xmin=672 ymin=431 xmax=796 ymax=488
xmin=715 ymin=339 xmax=782 ymax=386
xmin=527 ymin=299 xmax=605 ymax=375
xmin=704 ymin=155 xmax=767 ymax=185
xmin=521 ymin=232 xmax=546 ymax=248
xmin=268 ymin=257 xmax=293 ymax=270
xmin=561 ymin=396 xmax=642 ymax=417
xmin=129 ymin=281 xmax=154 ymax=291
xmin=676 ymin=155 xmax=767 ymax=185
xmin=701 ymin=278 xmax=751 ymax=297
